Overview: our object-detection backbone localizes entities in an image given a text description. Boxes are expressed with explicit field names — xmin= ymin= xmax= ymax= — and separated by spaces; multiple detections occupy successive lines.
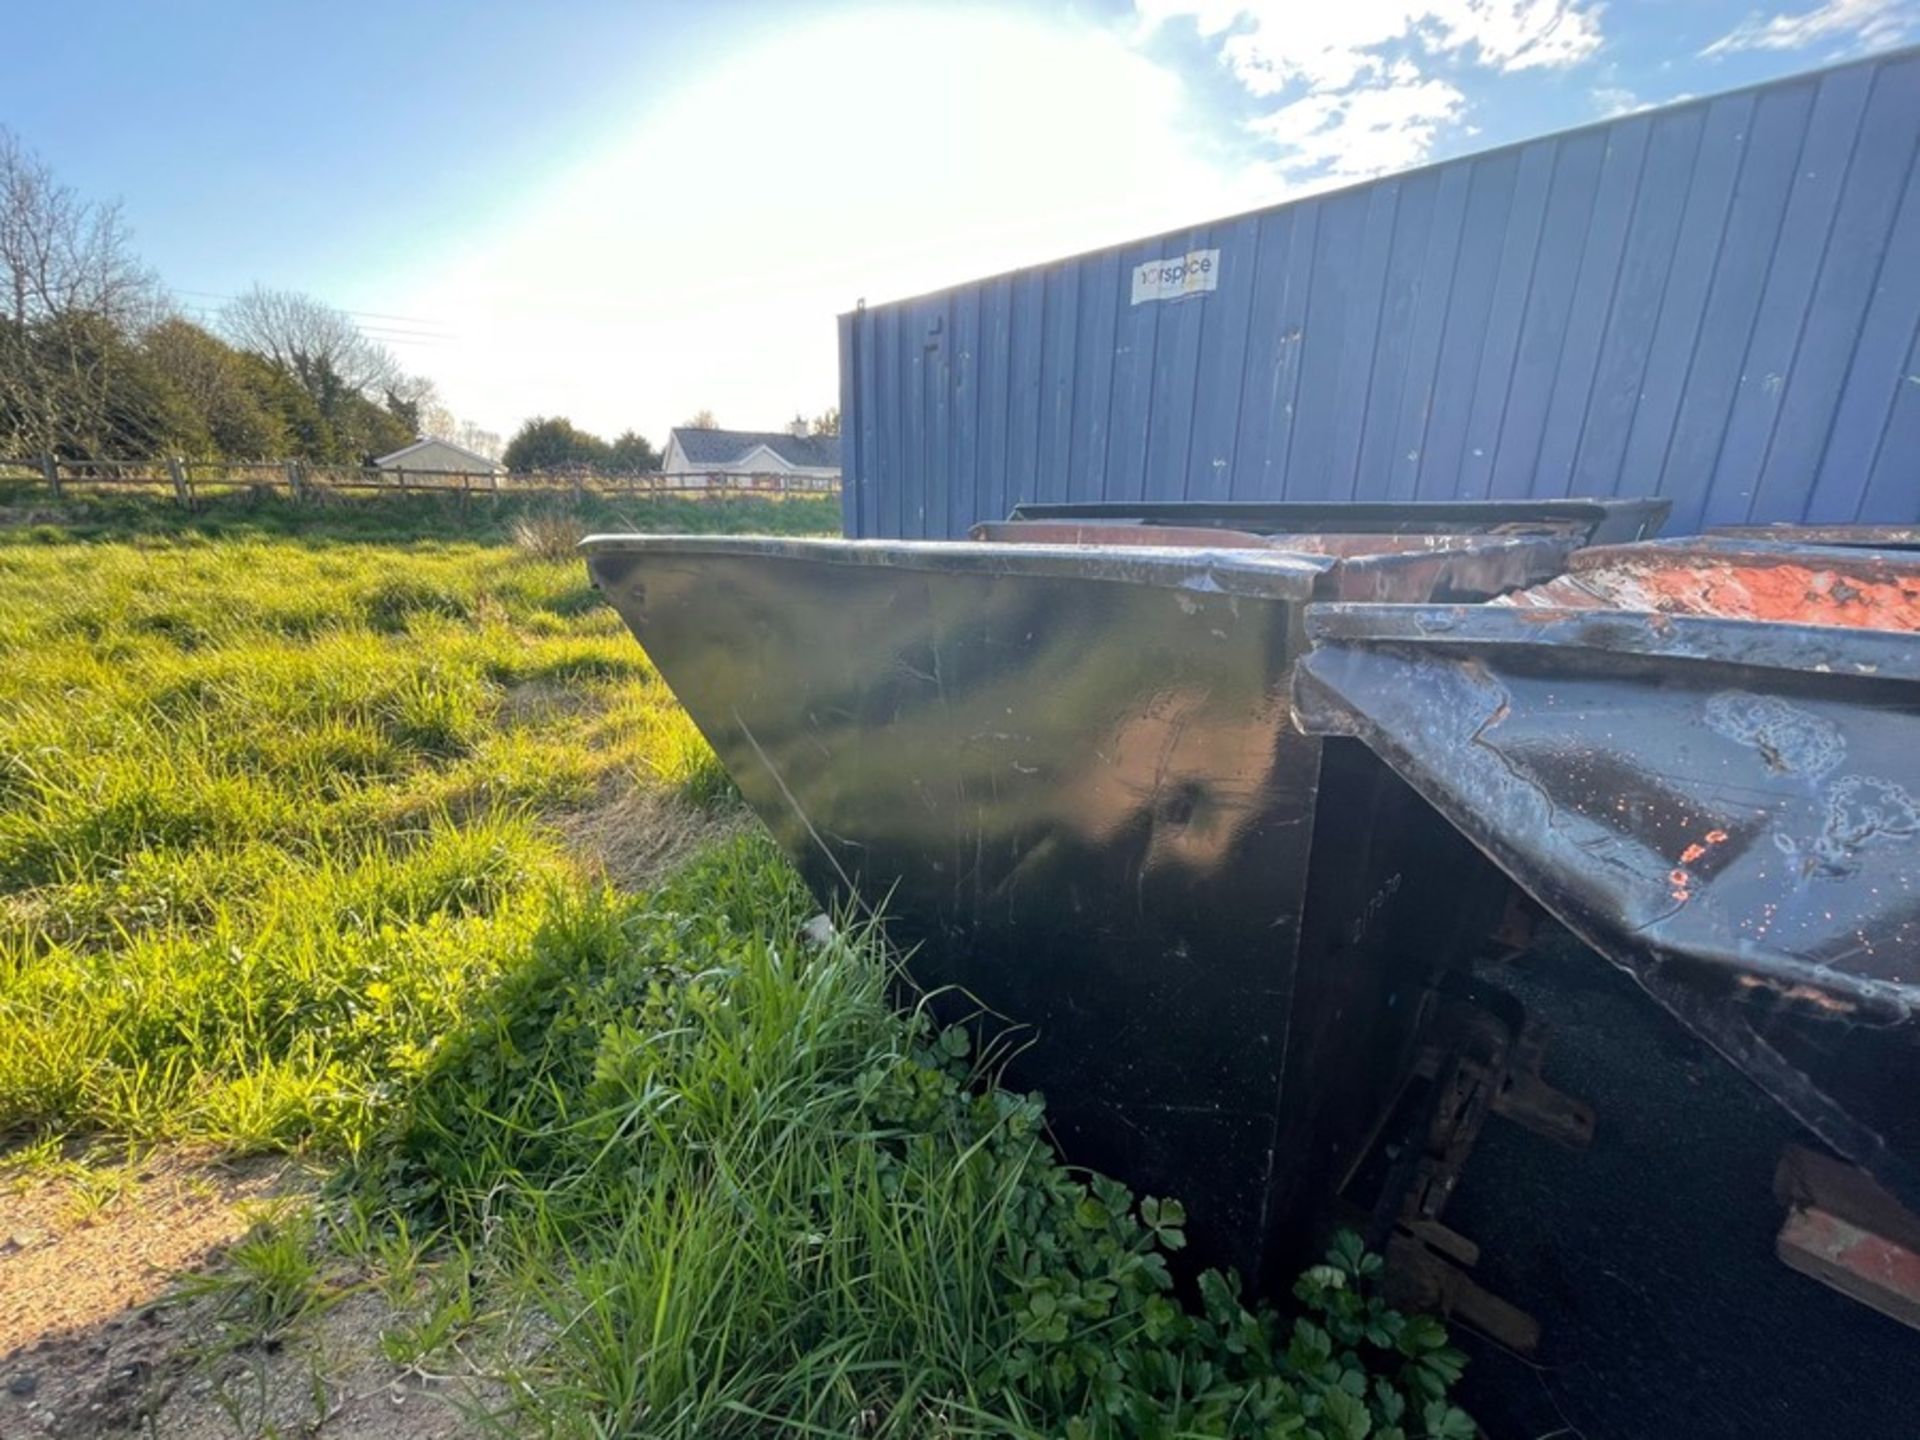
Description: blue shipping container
xmin=838 ymin=46 xmax=1920 ymax=539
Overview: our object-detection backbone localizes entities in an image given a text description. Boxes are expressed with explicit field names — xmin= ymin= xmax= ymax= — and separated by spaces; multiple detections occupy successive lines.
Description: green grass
xmin=361 ymin=840 xmax=1469 ymax=1438
xmin=0 ymin=499 xmax=756 ymax=1154
xmin=0 ymin=475 xmax=842 ymax=547
xmin=0 ymin=491 xmax=1469 ymax=1437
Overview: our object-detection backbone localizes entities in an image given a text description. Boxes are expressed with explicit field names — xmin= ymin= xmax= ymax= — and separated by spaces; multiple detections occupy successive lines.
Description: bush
xmin=511 ymin=507 xmax=588 ymax=561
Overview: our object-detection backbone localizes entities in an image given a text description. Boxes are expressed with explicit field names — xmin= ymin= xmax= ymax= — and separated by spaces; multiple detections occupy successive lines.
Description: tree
xmin=450 ymin=419 xmax=503 ymax=461
xmin=682 ymin=408 xmax=718 ymax=430
xmin=11 ymin=310 xmax=191 ymax=458
xmin=0 ymin=127 xmax=158 ymax=328
xmin=811 ymin=406 xmax=840 ymax=437
xmin=141 ymin=318 xmax=287 ymax=458
xmin=336 ymin=389 xmax=413 ymax=464
xmin=0 ymin=127 xmax=162 ymax=457
xmin=218 ymin=287 xmax=419 ymax=463
xmin=605 ymin=429 xmax=660 ymax=475
xmin=220 ymin=286 xmax=399 ymax=411
xmin=383 ymin=385 xmax=421 ymax=438
xmin=503 ymin=416 xmax=608 ymax=473
xmin=0 ymin=125 xmax=478 ymax=467
xmin=239 ymin=352 xmax=331 ymax=460
xmin=386 ymin=371 xmax=449 ymax=440
xmin=390 ymin=374 xmax=503 ymax=461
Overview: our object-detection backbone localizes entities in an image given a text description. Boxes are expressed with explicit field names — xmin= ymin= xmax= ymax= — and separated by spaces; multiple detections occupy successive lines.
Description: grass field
xmin=0 ymin=490 xmax=1469 ymax=1438
xmin=0 ymin=492 xmax=781 ymax=1154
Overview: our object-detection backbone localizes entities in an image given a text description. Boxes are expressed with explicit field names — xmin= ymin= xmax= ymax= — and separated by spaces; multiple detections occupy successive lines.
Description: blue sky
xmin=8 ymin=1 xmax=1919 ymax=442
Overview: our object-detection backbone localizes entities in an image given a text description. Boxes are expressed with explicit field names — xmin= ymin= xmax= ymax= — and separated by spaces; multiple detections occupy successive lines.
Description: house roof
xmin=669 ymin=427 xmax=841 ymax=470
xmin=373 ymin=437 xmax=505 ymax=471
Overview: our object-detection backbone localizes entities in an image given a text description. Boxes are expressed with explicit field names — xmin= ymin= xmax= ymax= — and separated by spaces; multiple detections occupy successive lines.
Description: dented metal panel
xmin=1293 ymin=540 xmax=1920 ymax=1206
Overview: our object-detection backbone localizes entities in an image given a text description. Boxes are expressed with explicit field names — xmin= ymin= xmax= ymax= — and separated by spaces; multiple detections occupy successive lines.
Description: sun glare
xmin=395 ymin=6 xmax=1271 ymax=439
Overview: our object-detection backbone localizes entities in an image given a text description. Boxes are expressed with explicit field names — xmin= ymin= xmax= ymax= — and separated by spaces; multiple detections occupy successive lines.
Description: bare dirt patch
xmin=2 ymin=1150 xmax=295 ymax=1435
xmin=83 ymin=1288 xmax=499 ymax=1440
xmin=0 ymin=1155 xmax=505 ymax=1438
xmin=1 ymin=1150 xmax=297 ymax=1359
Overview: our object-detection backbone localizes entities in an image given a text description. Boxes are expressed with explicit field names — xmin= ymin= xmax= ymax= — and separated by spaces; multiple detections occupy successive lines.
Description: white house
xmin=660 ymin=423 xmax=840 ymax=487
xmin=372 ymin=438 xmax=505 ymax=476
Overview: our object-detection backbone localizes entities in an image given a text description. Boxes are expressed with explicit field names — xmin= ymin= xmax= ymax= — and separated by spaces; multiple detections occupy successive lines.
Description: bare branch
xmin=0 ymin=127 xmax=158 ymax=328
xmin=219 ymin=285 xmax=399 ymax=403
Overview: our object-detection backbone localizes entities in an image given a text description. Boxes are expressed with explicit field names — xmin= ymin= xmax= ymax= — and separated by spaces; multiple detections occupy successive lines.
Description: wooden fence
xmin=0 ymin=456 xmax=840 ymax=507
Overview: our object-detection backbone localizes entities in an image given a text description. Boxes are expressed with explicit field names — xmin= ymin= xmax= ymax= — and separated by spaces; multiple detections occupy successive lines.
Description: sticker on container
xmin=1130 ymin=249 xmax=1219 ymax=305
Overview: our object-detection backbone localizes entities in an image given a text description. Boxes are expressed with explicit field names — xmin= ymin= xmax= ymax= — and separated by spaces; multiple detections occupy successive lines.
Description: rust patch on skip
xmin=1497 ymin=546 xmax=1920 ymax=632
xmin=1669 ymin=826 xmax=1731 ymax=902
xmin=1520 ymin=556 xmax=1920 ymax=637
xmin=1631 ymin=561 xmax=1920 ymax=630
xmin=1734 ymin=973 xmax=1862 ymax=1017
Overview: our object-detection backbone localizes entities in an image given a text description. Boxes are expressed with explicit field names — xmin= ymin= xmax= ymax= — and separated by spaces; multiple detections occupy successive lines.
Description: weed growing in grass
xmin=376 ymin=1238 xmax=482 ymax=1371
xmin=179 ymin=1200 xmax=332 ymax=1344
xmin=512 ymin=506 xmax=589 ymax=561
xmin=365 ymin=836 xmax=1469 ymax=1438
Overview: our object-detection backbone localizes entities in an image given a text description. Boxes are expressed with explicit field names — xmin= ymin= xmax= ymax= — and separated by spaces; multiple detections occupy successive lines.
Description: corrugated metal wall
xmin=838 ymin=47 xmax=1920 ymax=539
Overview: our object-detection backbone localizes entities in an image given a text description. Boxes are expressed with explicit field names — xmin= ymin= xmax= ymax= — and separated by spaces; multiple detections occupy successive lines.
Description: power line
xmin=170 ymin=302 xmax=463 ymax=348
xmin=169 ymin=288 xmax=459 ymax=336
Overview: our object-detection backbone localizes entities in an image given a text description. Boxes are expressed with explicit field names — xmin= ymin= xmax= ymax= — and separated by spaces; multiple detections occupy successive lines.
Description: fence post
xmin=284 ymin=458 xmax=304 ymax=501
xmin=39 ymin=453 xmax=60 ymax=498
xmin=166 ymin=456 xmax=191 ymax=507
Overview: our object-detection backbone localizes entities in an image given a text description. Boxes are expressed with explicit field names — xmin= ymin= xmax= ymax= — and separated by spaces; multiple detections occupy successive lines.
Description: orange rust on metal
xmin=1733 ymin=974 xmax=1860 ymax=1016
xmin=1677 ymin=828 xmax=1728 ymax=867
xmin=1778 ymin=1207 xmax=1920 ymax=1331
xmin=1630 ymin=560 xmax=1920 ymax=631
xmin=1501 ymin=544 xmax=1920 ymax=631
xmin=1775 ymin=1146 xmax=1920 ymax=1332
xmin=1777 ymin=1144 xmax=1920 ymax=1253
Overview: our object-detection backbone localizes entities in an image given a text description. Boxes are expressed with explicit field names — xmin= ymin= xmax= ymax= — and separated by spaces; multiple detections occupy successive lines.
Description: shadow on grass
xmin=365 ymin=832 xmax=809 ymax=1226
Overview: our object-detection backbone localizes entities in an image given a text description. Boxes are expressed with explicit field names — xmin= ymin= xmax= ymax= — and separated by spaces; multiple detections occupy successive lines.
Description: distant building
xmin=372 ymin=438 xmax=505 ymax=475
xmin=661 ymin=422 xmax=840 ymax=488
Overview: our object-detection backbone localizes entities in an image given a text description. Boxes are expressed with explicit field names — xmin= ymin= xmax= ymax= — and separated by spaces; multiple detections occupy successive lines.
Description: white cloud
xmin=1428 ymin=0 xmax=1608 ymax=70
xmin=1250 ymin=76 xmax=1467 ymax=178
xmin=1142 ymin=1 xmax=1603 ymax=94
xmin=1702 ymin=0 xmax=1917 ymax=56
xmin=1140 ymin=1 xmax=1603 ymax=180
